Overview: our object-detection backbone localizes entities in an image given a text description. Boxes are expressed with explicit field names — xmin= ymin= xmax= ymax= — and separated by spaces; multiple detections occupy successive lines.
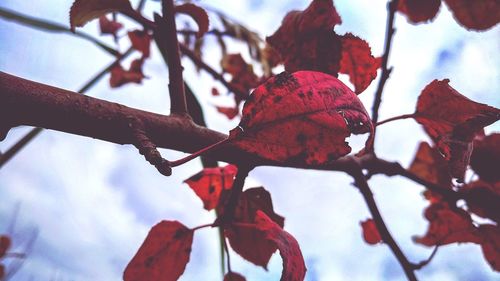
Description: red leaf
xmin=175 ymin=3 xmax=209 ymax=38
xmin=98 ymin=15 xmax=123 ymax=37
xmin=460 ymin=180 xmax=500 ymax=223
xmin=254 ymin=210 xmax=306 ymax=281
xmin=69 ymin=0 xmax=133 ymax=31
xmin=479 ymin=224 xmax=500 ymax=271
xmin=398 ymin=0 xmax=441 ymax=23
xmin=0 ymin=235 xmax=11 ymax=258
xmin=109 ymin=59 xmax=146 ymax=88
xmin=266 ymin=0 xmax=342 ymax=75
xmin=409 ymin=142 xmax=452 ymax=202
xmin=128 ymin=30 xmax=152 ymax=58
xmin=470 ymin=133 xmax=500 ymax=183
xmin=123 ymin=221 xmax=194 ymax=281
xmin=223 ymin=272 xmax=246 ymax=281
xmin=360 ymin=219 xmax=382 ymax=245
xmin=0 ymin=264 xmax=4 ymax=280
xmin=444 ymin=0 xmax=500 ymax=31
xmin=216 ymin=106 xmax=240 ymax=120
xmin=339 ymin=33 xmax=381 ymax=94
xmin=184 ymin=164 xmax=238 ymax=210
xmin=221 ymin=54 xmax=259 ymax=101
xmin=413 ymin=203 xmax=482 ymax=246
xmin=229 ymin=71 xmax=373 ymax=166
xmin=225 ymin=187 xmax=284 ymax=269
xmin=414 ymin=79 xmax=500 ymax=182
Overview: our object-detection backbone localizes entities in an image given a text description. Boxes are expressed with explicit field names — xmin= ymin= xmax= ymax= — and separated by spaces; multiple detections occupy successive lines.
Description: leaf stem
xmin=169 ymin=138 xmax=230 ymax=167
xmin=375 ymin=113 xmax=415 ymax=126
xmin=191 ymin=223 xmax=214 ymax=232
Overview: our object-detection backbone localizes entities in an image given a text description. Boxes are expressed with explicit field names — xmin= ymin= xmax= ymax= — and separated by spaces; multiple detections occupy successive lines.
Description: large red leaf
xmin=398 ymin=0 xmax=442 ymax=23
xmin=409 ymin=142 xmax=452 ymax=203
xmin=470 ymin=133 xmax=500 ymax=183
xmin=69 ymin=0 xmax=133 ymax=31
xmin=225 ymin=187 xmax=284 ymax=269
xmin=223 ymin=272 xmax=246 ymax=281
xmin=266 ymin=0 xmax=343 ymax=75
xmin=413 ymin=203 xmax=481 ymax=246
xmin=184 ymin=164 xmax=237 ymax=210
xmin=479 ymin=224 xmax=500 ymax=271
xmin=175 ymin=3 xmax=209 ymax=38
xmin=414 ymin=79 xmax=500 ymax=182
xmin=229 ymin=71 xmax=373 ymax=166
xmin=444 ymin=0 xmax=500 ymax=31
xmin=339 ymin=33 xmax=381 ymax=94
xmin=460 ymin=180 xmax=500 ymax=223
xmin=360 ymin=219 xmax=382 ymax=245
xmin=254 ymin=210 xmax=306 ymax=281
xmin=123 ymin=221 xmax=194 ymax=281
xmin=0 ymin=235 xmax=11 ymax=258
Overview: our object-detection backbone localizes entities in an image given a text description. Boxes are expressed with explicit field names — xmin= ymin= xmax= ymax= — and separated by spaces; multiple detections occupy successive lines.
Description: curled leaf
xmin=69 ymin=0 xmax=133 ymax=31
xmin=128 ymin=30 xmax=152 ymax=58
xmin=254 ymin=210 xmax=306 ymax=281
xmin=99 ymin=15 xmax=123 ymax=37
xmin=360 ymin=219 xmax=382 ymax=245
xmin=123 ymin=221 xmax=194 ymax=281
xmin=414 ymin=79 xmax=500 ymax=182
xmin=230 ymin=71 xmax=373 ymax=166
xmin=184 ymin=164 xmax=237 ymax=210
xmin=175 ymin=3 xmax=209 ymax=38
xmin=444 ymin=0 xmax=500 ymax=31
xmin=398 ymin=0 xmax=441 ymax=23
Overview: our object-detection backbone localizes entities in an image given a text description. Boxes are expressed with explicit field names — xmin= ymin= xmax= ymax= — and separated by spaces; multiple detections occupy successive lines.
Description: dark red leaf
xmin=184 ymin=164 xmax=238 ymax=210
xmin=460 ymin=180 xmax=500 ymax=223
xmin=360 ymin=219 xmax=382 ymax=245
xmin=266 ymin=0 xmax=342 ymax=75
xmin=123 ymin=221 xmax=194 ymax=281
xmin=444 ymin=0 xmax=500 ymax=31
xmin=128 ymin=30 xmax=152 ymax=58
xmin=229 ymin=71 xmax=373 ymax=166
xmin=109 ymin=59 xmax=146 ymax=88
xmin=69 ymin=0 xmax=133 ymax=31
xmin=175 ymin=3 xmax=209 ymax=38
xmin=413 ymin=203 xmax=482 ymax=246
xmin=98 ymin=15 xmax=123 ymax=36
xmin=478 ymin=224 xmax=500 ymax=271
xmin=225 ymin=187 xmax=284 ymax=269
xmin=409 ymin=142 xmax=452 ymax=202
xmin=216 ymin=106 xmax=240 ymax=120
xmin=223 ymin=272 xmax=246 ymax=281
xmin=254 ymin=210 xmax=306 ymax=281
xmin=470 ymin=133 xmax=500 ymax=183
xmin=339 ymin=33 xmax=381 ymax=94
xmin=414 ymin=79 xmax=500 ymax=182
xmin=221 ymin=54 xmax=259 ymax=101
xmin=0 ymin=235 xmax=11 ymax=258
xmin=398 ymin=0 xmax=442 ymax=23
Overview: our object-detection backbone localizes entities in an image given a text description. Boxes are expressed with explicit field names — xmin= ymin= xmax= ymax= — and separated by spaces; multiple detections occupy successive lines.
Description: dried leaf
xmin=479 ymin=224 xmax=500 ymax=271
xmin=414 ymin=79 xmax=500 ymax=182
xmin=398 ymin=0 xmax=441 ymax=23
xmin=230 ymin=71 xmax=373 ymax=166
xmin=470 ymin=133 xmax=500 ymax=183
xmin=224 ymin=272 xmax=246 ymax=281
xmin=184 ymin=164 xmax=237 ymax=210
xmin=360 ymin=219 xmax=382 ymax=245
xmin=109 ymin=59 xmax=145 ymax=88
xmin=128 ymin=30 xmax=152 ymax=58
xmin=339 ymin=33 xmax=381 ymax=94
xmin=98 ymin=15 xmax=123 ymax=36
xmin=123 ymin=221 xmax=194 ymax=281
xmin=175 ymin=3 xmax=209 ymax=38
xmin=444 ymin=0 xmax=500 ymax=31
xmin=413 ymin=203 xmax=482 ymax=246
xmin=225 ymin=187 xmax=284 ymax=269
xmin=254 ymin=210 xmax=306 ymax=281
xmin=69 ymin=0 xmax=133 ymax=31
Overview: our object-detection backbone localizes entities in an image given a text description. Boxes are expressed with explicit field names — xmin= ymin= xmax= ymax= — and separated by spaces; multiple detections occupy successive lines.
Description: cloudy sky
xmin=0 ymin=0 xmax=499 ymax=280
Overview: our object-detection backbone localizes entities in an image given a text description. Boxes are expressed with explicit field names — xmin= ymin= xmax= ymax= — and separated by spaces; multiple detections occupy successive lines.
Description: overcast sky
xmin=0 ymin=0 xmax=499 ymax=280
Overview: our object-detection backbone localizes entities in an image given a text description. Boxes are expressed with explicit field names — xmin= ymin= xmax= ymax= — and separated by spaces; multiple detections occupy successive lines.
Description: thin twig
xmin=371 ymin=0 xmax=400 ymax=138
xmin=349 ymin=165 xmax=418 ymax=281
xmin=376 ymin=113 xmax=415 ymax=126
xmin=0 ymin=47 xmax=135 ymax=168
xmin=412 ymin=246 xmax=439 ymax=270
